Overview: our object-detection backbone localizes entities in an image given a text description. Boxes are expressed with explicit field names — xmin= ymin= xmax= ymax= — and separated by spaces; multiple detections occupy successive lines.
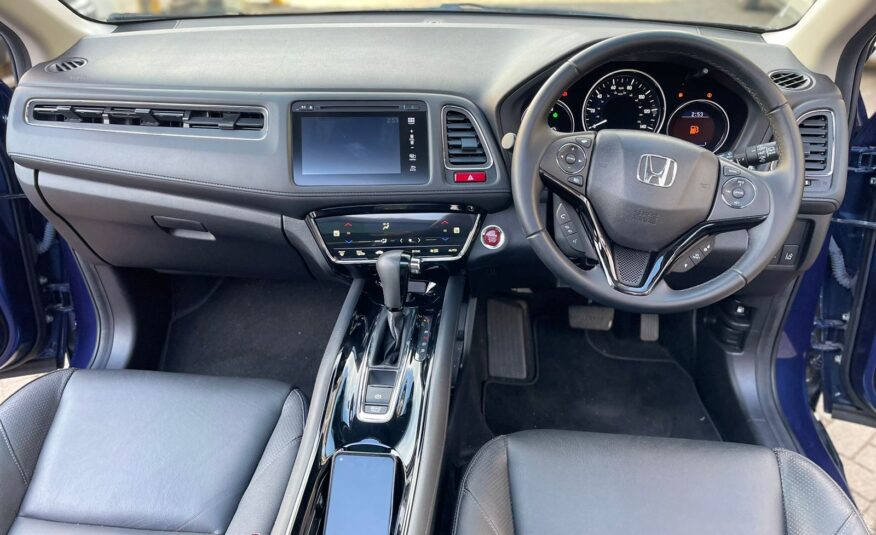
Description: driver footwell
xmin=483 ymin=319 xmax=721 ymax=441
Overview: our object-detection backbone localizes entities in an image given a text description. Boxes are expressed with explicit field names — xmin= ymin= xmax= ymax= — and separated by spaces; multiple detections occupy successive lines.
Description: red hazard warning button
xmin=454 ymin=171 xmax=487 ymax=183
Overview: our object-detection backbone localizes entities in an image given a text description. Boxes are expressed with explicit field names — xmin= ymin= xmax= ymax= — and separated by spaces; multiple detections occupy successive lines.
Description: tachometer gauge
xmin=547 ymin=100 xmax=575 ymax=132
xmin=582 ymin=69 xmax=666 ymax=132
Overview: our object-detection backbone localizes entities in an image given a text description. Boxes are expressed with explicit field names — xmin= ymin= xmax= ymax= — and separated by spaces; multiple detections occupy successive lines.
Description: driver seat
xmin=453 ymin=430 xmax=869 ymax=535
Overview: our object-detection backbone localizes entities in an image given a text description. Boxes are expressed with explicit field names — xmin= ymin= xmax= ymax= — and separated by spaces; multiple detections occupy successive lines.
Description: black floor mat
xmin=159 ymin=277 xmax=348 ymax=399
xmin=484 ymin=320 xmax=720 ymax=441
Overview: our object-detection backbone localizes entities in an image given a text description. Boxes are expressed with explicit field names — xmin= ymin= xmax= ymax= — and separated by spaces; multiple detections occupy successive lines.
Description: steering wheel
xmin=513 ymin=31 xmax=804 ymax=313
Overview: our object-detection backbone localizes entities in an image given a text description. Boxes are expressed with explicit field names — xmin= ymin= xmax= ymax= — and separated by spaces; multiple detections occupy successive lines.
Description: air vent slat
xmin=29 ymin=101 xmax=264 ymax=132
xmin=797 ymin=112 xmax=832 ymax=175
xmin=770 ymin=70 xmax=813 ymax=91
xmin=443 ymin=109 xmax=487 ymax=167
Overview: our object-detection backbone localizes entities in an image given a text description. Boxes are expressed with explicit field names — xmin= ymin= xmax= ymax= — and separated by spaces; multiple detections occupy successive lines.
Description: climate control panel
xmin=309 ymin=207 xmax=481 ymax=264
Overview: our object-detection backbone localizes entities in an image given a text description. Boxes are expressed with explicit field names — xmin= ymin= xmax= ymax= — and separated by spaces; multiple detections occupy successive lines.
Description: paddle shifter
xmin=376 ymin=250 xmax=420 ymax=344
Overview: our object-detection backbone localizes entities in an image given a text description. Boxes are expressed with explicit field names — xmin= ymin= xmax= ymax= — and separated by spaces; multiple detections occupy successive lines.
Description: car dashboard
xmin=5 ymin=13 xmax=848 ymax=290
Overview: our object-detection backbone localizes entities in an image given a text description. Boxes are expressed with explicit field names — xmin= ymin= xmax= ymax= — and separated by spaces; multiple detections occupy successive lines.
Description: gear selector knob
xmin=377 ymin=250 xmax=411 ymax=312
xmin=376 ymin=250 xmax=419 ymax=344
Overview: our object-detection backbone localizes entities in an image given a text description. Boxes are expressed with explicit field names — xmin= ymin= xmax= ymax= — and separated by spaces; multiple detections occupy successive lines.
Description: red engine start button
xmin=480 ymin=225 xmax=505 ymax=250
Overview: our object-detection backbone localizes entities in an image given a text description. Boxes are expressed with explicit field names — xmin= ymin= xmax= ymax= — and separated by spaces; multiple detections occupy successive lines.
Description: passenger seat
xmin=0 ymin=369 xmax=306 ymax=535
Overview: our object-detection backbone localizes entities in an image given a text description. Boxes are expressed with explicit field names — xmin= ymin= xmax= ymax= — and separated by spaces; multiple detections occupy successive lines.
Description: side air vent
xmin=770 ymin=70 xmax=813 ymax=91
xmin=29 ymin=102 xmax=265 ymax=131
xmin=45 ymin=58 xmax=87 ymax=73
xmin=798 ymin=112 xmax=832 ymax=174
xmin=444 ymin=107 xmax=489 ymax=167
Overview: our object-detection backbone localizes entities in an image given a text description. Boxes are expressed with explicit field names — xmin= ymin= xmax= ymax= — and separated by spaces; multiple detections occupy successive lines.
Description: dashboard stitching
xmin=9 ymin=153 xmax=509 ymax=196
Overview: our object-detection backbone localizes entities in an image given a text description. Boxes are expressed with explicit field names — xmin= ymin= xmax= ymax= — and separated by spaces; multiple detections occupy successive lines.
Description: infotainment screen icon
xmin=292 ymin=101 xmax=429 ymax=186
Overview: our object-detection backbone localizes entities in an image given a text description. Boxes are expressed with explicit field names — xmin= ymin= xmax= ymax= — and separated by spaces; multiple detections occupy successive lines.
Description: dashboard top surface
xmin=20 ymin=14 xmax=804 ymax=101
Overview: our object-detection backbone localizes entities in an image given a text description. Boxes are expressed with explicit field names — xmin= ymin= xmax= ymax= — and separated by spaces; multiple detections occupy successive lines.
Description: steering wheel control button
xmin=721 ymin=177 xmax=756 ymax=209
xmin=365 ymin=386 xmax=393 ymax=405
xmin=454 ymin=171 xmax=487 ymax=183
xmin=779 ymin=245 xmax=799 ymax=266
xmin=557 ymin=143 xmax=587 ymax=174
xmin=722 ymin=165 xmax=741 ymax=177
xmin=574 ymin=136 xmax=592 ymax=148
xmin=689 ymin=249 xmax=705 ymax=265
xmin=699 ymin=239 xmax=714 ymax=256
xmin=560 ymin=222 xmax=577 ymax=236
xmin=556 ymin=204 xmax=571 ymax=224
xmin=674 ymin=257 xmax=695 ymax=273
xmin=567 ymin=175 xmax=584 ymax=187
xmin=480 ymin=225 xmax=506 ymax=250
xmin=566 ymin=234 xmax=588 ymax=254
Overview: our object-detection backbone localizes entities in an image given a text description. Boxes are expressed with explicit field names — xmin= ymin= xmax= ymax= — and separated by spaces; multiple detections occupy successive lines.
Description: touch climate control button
xmin=721 ymin=177 xmax=756 ymax=209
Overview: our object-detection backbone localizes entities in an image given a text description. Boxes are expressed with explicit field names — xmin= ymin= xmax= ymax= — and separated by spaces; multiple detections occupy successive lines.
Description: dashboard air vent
xmin=444 ymin=108 xmax=488 ymax=167
xmin=45 ymin=58 xmax=87 ymax=73
xmin=799 ymin=112 xmax=831 ymax=173
xmin=30 ymin=103 xmax=265 ymax=131
xmin=770 ymin=70 xmax=813 ymax=91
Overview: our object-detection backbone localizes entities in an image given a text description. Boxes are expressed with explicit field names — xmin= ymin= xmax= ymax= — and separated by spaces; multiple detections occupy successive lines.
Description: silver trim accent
xmin=665 ymin=99 xmax=731 ymax=153
xmin=25 ymin=98 xmax=268 ymax=140
xmin=441 ymin=105 xmax=494 ymax=171
xmin=797 ymin=108 xmax=835 ymax=178
xmin=769 ymin=70 xmax=814 ymax=91
xmin=581 ymin=69 xmax=667 ymax=134
xmin=305 ymin=212 xmax=483 ymax=265
xmin=636 ymin=154 xmax=678 ymax=188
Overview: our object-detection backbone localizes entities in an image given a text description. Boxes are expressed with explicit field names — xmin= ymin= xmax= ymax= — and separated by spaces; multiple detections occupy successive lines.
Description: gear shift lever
xmin=376 ymin=250 xmax=418 ymax=344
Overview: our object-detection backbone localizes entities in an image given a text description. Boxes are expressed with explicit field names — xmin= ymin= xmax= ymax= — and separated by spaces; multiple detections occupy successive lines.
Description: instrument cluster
xmin=537 ymin=62 xmax=748 ymax=153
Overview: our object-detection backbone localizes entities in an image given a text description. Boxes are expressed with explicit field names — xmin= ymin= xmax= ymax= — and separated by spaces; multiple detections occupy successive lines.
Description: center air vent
xmin=45 ymin=58 xmax=87 ymax=73
xmin=770 ymin=70 xmax=813 ymax=91
xmin=444 ymin=107 xmax=489 ymax=167
xmin=29 ymin=102 xmax=265 ymax=132
xmin=798 ymin=111 xmax=832 ymax=174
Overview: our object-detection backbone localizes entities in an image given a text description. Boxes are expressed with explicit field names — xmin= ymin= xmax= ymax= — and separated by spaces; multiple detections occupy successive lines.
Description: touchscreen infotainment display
xmin=292 ymin=102 xmax=429 ymax=186
xmin=300 ymin=116 xmax=401 ymax=176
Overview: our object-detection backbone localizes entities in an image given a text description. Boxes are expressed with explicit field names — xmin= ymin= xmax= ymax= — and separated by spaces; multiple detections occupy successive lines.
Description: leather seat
xmin=0 ymin=369 xmax=307 ymax=535
xmin=454 ymin=430 xmax=869 ymax=535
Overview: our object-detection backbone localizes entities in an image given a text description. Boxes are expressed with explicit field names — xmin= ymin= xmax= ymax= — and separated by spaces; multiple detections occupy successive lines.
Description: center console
xmin=290 ymin=272 xmax=467 ymax=535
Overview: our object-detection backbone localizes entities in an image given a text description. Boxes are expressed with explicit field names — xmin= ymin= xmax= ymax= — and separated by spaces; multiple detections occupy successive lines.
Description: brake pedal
xmin=640 ymin=314 xmax=659 ymax=342
xmin=568 ymin=306 xmax=614 ymax=331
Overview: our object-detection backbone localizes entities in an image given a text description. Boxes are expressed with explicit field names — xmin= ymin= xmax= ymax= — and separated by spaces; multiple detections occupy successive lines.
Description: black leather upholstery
xmin=0 ymin=369 xmax=306 ymax=535
xmin=454 ymin=430 xmax=870 ymax=535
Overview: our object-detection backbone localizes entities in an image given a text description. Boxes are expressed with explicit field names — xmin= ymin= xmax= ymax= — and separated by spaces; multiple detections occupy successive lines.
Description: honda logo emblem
xmin=636 ymin=154 xmax=678 ymax=188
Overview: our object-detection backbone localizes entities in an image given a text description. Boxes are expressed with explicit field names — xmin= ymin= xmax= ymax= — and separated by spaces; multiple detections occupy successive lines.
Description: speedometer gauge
xmin=582 ymin=70 xmax=666 ymax=133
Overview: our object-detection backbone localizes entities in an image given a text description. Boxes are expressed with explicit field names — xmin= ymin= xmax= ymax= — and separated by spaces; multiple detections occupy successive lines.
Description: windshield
xmin=61 ymin=0 xmax=816 ymax=31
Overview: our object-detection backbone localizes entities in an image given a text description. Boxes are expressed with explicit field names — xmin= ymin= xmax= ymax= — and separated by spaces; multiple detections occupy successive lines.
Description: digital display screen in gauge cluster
xmin=666 ymin=99 xmax=730 ymax=152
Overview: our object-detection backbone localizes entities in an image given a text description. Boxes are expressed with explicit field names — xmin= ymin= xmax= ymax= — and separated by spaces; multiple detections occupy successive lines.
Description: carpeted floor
xmin=484 ymin=320 xmax=720 ymax=441
xmin=159 ymin=277 xmax=349 ymax=399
